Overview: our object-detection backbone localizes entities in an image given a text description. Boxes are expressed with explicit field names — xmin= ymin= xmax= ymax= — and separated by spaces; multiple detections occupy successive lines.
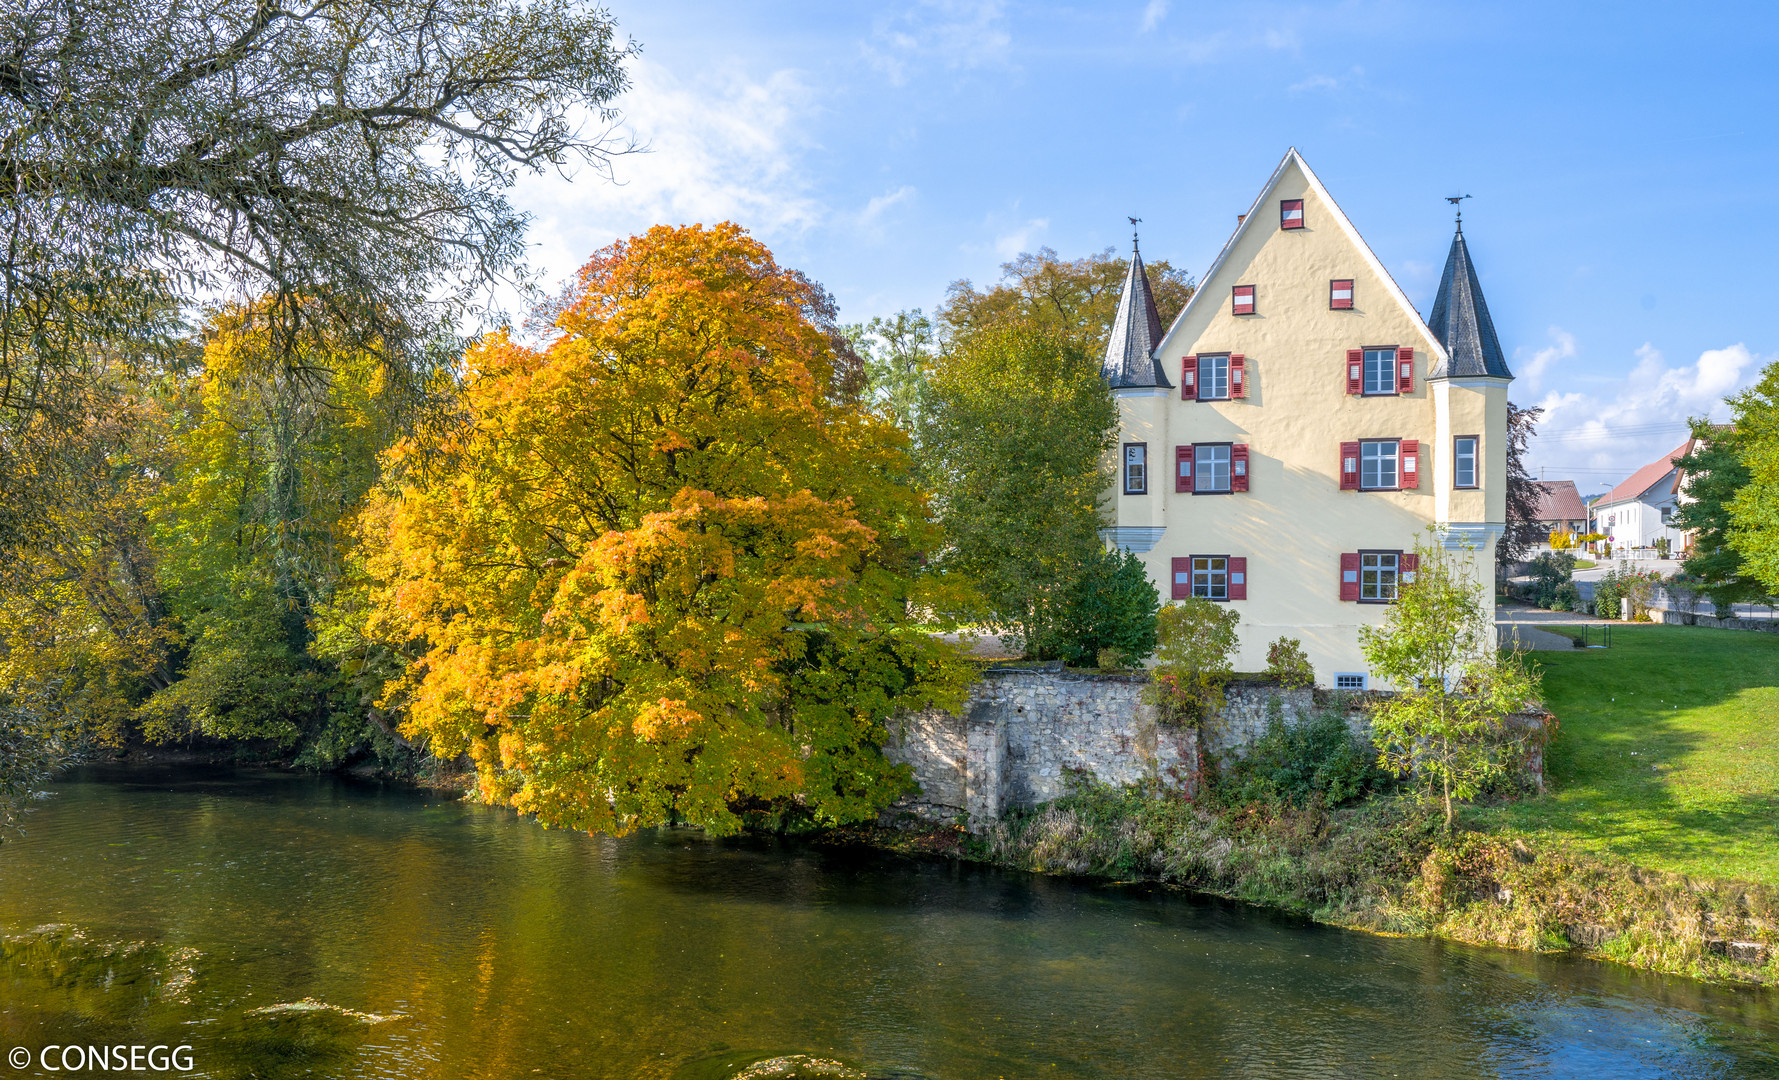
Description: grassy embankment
xmin=899 ymin=625 xmax=1779 ymax=985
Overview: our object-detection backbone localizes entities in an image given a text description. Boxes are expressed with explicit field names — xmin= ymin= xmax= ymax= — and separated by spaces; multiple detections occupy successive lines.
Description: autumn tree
xmin=1362 ymin=535 xmax=1542 ymax=831
xmin=338 ymin=224 xmax=973 ymax=834
xmin=938 ymin=246 xmax=1193 ymax=353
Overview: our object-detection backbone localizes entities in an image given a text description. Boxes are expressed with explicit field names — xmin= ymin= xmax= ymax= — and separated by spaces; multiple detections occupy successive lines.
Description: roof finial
xmin=1128 ymin=215 xmax=1142 ymax=251
xmin=1446 ymin=194 xmax=1471 ymax=233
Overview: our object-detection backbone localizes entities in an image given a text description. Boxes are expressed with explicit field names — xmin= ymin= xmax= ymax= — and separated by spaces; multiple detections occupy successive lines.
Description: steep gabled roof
xmin=1101 ymin=240 xmax=1172 ymax=389
xmin=1428 ymin=228 xmax=1513 ymax=379
xmin=1531 ymin=480 xmax=1586 ymax=522
xmin=1595 ymin=439 xmax=1693 ymax=507
xmin=1153 ymin=147 xmax=1450 ymax=367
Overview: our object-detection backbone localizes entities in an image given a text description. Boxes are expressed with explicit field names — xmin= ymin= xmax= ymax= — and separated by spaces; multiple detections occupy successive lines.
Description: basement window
xmin=1334 ymin=673 xmax=1368 ymax=691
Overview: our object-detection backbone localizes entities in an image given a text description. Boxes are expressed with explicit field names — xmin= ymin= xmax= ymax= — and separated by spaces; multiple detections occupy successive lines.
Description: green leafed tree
xmin=1673 ymin=418 xmax=1763 ymax=613
xmin=938 ymin=247 xmax=1193 ymax=354
xmin=916 ymin=324 xmax=1119 ymax=655
xmin=845 ymin=309 xmax=936 ymax=432
xmin=1725 ymin=366 xmax=1779 ymax=598
xmin=0 ymin=0 xmax=635 ymax=547
xmin=1361 ymin=535 xmax=1542 ymax=831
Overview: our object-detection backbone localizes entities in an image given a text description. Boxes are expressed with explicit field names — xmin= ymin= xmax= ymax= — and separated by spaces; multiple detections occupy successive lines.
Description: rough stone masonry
xmin=881 ymin=668 xmax=1315 ymax=830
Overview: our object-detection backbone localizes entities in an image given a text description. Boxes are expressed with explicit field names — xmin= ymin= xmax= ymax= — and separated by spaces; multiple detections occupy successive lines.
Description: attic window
xmin=1232 ymin=285 xmax=1256 ymax=315
xmin=1330 ymin=279 xmax=1354 ymax=310
xmin=1280 ymin=200 xmax=1305 ymax=230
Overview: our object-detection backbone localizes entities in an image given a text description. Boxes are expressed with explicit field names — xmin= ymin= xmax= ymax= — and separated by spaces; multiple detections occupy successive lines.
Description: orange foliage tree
xmin=333 ymin=223 xmax=973 ymax=833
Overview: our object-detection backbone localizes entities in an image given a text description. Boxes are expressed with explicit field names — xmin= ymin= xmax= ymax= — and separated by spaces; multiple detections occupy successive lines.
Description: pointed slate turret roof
xmin=1427 ymin=227 xmax=1513 ymax=380
xmin=1101 ymin=238 xmax=1171 ymax=389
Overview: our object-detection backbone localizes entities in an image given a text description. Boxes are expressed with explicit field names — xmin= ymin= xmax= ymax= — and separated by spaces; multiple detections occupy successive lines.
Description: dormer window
xmin=1280 ymin=200 xmax=1304 ymax=230
xmin=1330 ymin=279 xmax=1354 ymax=310
xmin=1231 ymin=285 xmax=1255 ymax=315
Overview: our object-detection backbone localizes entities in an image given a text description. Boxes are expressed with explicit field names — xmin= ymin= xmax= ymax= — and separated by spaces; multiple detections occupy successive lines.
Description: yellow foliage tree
xmin=338 ymin=223 xmax=973 ymax=834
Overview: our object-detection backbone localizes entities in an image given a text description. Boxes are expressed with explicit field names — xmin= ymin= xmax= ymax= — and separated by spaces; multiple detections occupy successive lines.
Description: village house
xmin=1591 ymin=439 xmax=1695 ymax=554
xmin=1532 ymin=480 xmax=1589 ymax=540
xmin=1101 ymin=148 xmax=1511 ymax=688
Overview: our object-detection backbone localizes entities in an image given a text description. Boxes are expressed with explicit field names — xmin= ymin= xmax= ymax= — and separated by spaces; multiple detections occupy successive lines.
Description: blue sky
xmin=508 ymin=1 xmax=1779 ymax=493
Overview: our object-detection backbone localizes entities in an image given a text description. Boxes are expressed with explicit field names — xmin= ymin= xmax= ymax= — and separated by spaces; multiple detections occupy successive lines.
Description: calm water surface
xmin=0 ymin=766 xmax=1774 ymax=1079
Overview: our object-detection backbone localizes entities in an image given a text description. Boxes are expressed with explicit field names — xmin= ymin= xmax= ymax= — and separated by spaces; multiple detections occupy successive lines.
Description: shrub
xmin=1211 ymin=702 xmax=1388 ymax=809
xmin=1654 ymin=536 xmax=1671 ymax=559
xmin=1526 ymin=551 xmax=1576 ymax=609
xmin=1030 ymin=546 xmax=1160 ymax=667
xmin=1265 ymin=636 xmax=1315 ymax=689
xmin=1549 ymin=582 xmax=1581 ymax=612
xmin=1593 ymin=560 xmax=1661 ymax=620
xmin=1145 ymin=599 xmax=1239 ymax=726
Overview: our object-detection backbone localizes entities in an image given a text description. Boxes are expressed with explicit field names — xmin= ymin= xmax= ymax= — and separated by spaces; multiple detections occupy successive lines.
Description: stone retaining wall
xmin=882 ymin=670 xmax=1312 ymax=829
xmin=883 ymin=670 xmax=1547 ymax=829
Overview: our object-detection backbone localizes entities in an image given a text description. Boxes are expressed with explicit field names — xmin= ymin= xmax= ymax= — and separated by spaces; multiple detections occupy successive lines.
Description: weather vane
xmin=1128 ymin=215 xmax=1142 ymax=248
xmin=1446 ymin=194 xmax=1472 ymax=231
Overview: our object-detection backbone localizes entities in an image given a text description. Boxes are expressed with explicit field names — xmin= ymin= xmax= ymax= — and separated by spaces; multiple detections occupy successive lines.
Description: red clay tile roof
xmin=1596 ymin=439 xmax=1691 ymax=507
xmin=1531 ymin=480 xmax=1586 ymax=522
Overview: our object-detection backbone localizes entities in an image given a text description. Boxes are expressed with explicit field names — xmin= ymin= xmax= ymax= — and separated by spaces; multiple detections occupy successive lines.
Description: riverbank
xmin=839 ymin=784 xmax=1779 ymax=988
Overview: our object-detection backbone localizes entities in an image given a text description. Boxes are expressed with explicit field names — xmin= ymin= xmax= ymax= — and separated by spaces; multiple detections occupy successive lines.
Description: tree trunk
xmin=1443 ymin=774 xmax=1454 ymax=832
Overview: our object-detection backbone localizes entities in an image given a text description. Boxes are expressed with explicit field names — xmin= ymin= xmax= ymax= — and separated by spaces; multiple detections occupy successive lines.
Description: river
xmin=0 ymin=766 xmax=1774 ymax=1079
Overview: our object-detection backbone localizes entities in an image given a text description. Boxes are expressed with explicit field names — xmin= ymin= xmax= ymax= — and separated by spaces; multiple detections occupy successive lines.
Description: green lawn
xmin=1479 ymin=625 xmax=1779 ymax=886
xmin=1571 ymin=559 xmax=1597 ymax=570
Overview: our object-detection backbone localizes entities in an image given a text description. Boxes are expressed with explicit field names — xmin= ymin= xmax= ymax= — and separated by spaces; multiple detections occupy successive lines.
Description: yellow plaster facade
xmin=1107 ymin=150 xmax=1510 ymax=688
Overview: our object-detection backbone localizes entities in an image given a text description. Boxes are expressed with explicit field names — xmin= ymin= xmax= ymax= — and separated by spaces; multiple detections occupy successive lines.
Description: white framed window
xmin=1123 ymin=443 xmax=1147 ymax=495
xmin=1192 ymin=556 xmax=1228 ymax=600
xmin=1454 ymin=435 xmax=1479 ymax=489
xmin=1197 ymin=354 xmax=1230 ymax=401
xmin=1362 ymin=347 xmax=1397 ymax=395
xmin=1194 ymin=443 xmax=1232 ymax=493
xmin=1334 ymin=672 xmax=1368 ymax=691
xmin=1360 ymin=551 xmax=1399 ymax=602
xmin=1360 ymin=440 xmax=1399 ymax=490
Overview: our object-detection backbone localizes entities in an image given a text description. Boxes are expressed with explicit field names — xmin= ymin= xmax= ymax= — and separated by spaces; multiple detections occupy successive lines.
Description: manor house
xmin=1102 ymin=148 xmax=1512 ymax=688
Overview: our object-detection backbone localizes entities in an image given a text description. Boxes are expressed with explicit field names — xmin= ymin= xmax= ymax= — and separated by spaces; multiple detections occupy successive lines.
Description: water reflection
xmin=0 ymin=766 xmax=1773 ymax=1079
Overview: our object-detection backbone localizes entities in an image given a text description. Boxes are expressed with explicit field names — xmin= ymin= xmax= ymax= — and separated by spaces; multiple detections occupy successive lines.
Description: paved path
xmin=1496 ymin=600 xmax=1614 ymax=651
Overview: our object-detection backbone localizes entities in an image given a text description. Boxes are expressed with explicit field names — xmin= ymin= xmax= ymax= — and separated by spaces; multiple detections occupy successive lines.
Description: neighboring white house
xmin=1591 ymin=439 xmax=1693 ymax=553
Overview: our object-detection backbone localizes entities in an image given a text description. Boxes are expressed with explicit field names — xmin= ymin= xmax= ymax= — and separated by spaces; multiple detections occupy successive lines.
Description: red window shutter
xmin=1171 ymin=557 xmax=1191 ymax=601
xmin=1401 ymin=439 xmax=1420 ymax=489
xmin=1182 ymin=356 xmax=1197 ymax=400
xmin=1231 ymin=354 xmax=1247 ymax=398
xmin=1339 ymin=552 xmax=1361 ymax=601
xmin=1175 ymin=445 xmax=1193 ymax=493
xmin=1231 ymin=443 xmax=1250 ymax=492
xmin=1397 ymin=347 xmax=1415 ymax=394
xmin=1400 ymin=552 xmax=1420 ymax=582
xmin=1346 ymin=349 xmax=1363 ymax=395
xmin=1339 ymin=441 xmax=1361 ymax=490
xmin=1228 ymin=556 xmax=1248 ymax=601
xmin=1232 ymin=285 xmax=1255 ymax=315
xmin=1280 ymin=199 xmax=1305 ymax=229
xmin=1330 ymin=279 xmax=1354 ymax=310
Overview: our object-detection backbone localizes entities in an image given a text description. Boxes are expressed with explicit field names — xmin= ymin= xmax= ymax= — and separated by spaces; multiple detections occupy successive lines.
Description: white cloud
xmin=993 ymin=217 xmax=1049 ymax=258
xmin=1527 ymin=342 xmax=1764 ymax=493
xmin=1140 ymin=0 xmax=1170 ymax=33
xmin=1515 ymin=326 xmax=1577 ymax=394
xmin=864 ymin=0 xmax=1012 ymax=86
xmin=1289 ymin=74 xmax=1340 ymax=93
xmin=506 ymin=58 xmax=823 ymax=302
